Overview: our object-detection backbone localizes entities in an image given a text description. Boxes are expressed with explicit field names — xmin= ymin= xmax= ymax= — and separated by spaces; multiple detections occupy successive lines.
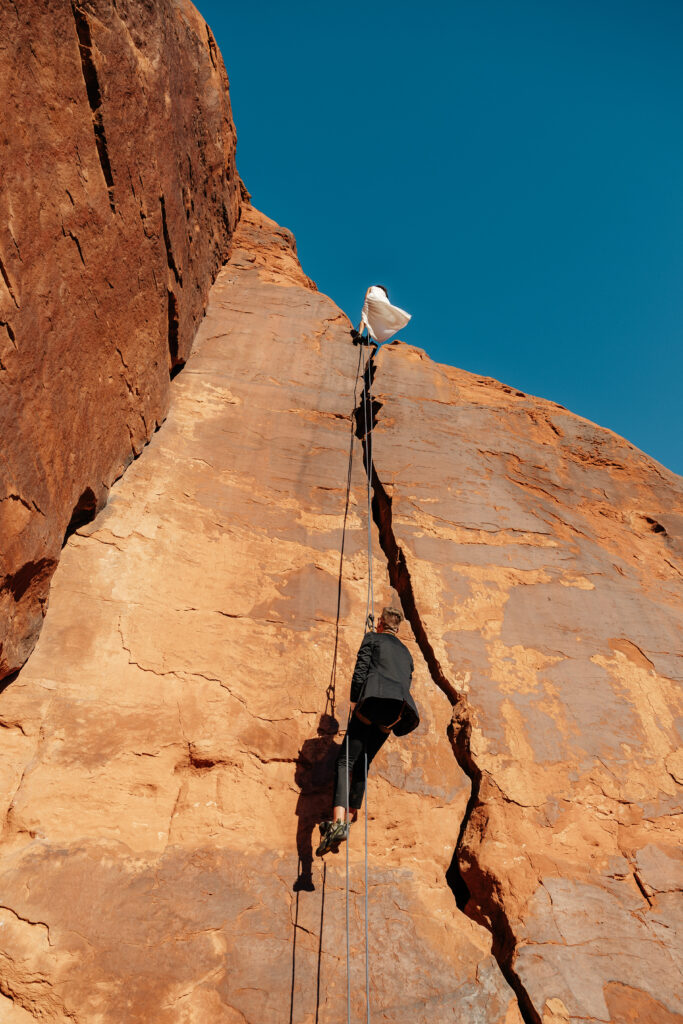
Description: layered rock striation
xmin=0 ymin=0 xmax=240 ymax=679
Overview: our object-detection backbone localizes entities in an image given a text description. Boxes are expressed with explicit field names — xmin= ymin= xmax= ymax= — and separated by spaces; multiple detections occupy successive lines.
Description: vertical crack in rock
xmin=0 ymin=255 xmax=19 ymax=308
xmin=160 ymin=195 xmax=183 ymax=286
xmin=63 ymin=487 xmax=98 ymax=545
xmin=71 ymin=2 xmax=116 ymax=212
xmin=1 ymin=320 xmax=16 ymax=346
xmin=205 ymin=25 xmax=219 ymax=70
xmin=353 ymin=352 xmax=542 ymax=1024
xmin=167 ymin=289 xmax=183 ymax=377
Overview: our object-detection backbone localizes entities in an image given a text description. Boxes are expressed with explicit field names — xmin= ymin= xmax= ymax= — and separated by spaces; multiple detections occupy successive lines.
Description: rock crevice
xmin=71 ymin=1 xmax=116 ymax=211
xmin=354 ymin=348 xmax=542 ymax=1024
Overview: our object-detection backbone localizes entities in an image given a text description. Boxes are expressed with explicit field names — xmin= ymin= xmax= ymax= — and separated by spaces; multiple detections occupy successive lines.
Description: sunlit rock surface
xmin=1 ymin=3 xmax=682 ymax=1021
xmin=1 ymin=201 xmax=681 ymax=1023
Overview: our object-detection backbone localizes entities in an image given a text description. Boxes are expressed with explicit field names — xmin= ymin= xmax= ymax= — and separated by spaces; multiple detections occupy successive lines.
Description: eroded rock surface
xmin=0 ymin=205 xmax=523 ymax=1023
xmin=1 ymin=197 xmax=681 ymax=1022
xmin=361 ymin=343 xmax=683 ymax=1022
xmin=0 ymin=0 xmax=240 ymax=678
xmin=0 ymin=12 xmax=681 ymax=1017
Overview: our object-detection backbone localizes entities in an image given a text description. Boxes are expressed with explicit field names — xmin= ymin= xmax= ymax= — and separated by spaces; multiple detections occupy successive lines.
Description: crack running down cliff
xmin=353 ymin=350 xmax=542 ymax=1024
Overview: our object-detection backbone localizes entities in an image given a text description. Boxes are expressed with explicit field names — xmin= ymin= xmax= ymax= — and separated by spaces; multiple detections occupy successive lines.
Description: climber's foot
xmin=316 ymin=819 xmax=349 ymax=857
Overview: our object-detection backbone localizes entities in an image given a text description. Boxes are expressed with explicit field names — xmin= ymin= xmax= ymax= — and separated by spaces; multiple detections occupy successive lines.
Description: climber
xmin=354 ymin=285 xmax=411 ymax=346
xmin=316 ymin=605 xmax=420 ymax=856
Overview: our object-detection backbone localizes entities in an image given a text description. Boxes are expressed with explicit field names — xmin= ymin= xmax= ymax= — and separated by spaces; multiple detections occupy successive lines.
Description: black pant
xmin=334 ymin=714 xmax=389 ymax=810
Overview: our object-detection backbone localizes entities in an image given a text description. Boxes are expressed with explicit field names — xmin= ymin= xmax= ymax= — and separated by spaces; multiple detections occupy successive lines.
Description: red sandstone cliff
xmin=1 ymin=6 xmax=682 ymax=1024
xmin=0 ymin=0 xmax=240 ymax=680
xmin=0 ymin=202 xmax=680 ymax=1023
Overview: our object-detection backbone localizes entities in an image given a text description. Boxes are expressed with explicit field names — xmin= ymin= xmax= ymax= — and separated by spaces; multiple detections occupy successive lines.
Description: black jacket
xmin=350 ymin=631 xmax=420 ymax=736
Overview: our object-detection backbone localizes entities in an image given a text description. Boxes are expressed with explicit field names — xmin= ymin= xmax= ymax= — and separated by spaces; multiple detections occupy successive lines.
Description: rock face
xmin=0 ymin=204 xmax=523 ymax=1024
xmin=364 ymin=344 xmax=683 ymax=1022
xmin=0 ymin=198 xmax=681 ymax=1023
xmin=1 ymin=7 xmax=683 ymax=1023
xmin=0 ymin=0 xmax=240 ymax=679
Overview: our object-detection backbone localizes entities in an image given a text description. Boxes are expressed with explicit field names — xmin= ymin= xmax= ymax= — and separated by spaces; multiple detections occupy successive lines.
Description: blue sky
xmin=200 ymin=0 xmax=682 ymax=476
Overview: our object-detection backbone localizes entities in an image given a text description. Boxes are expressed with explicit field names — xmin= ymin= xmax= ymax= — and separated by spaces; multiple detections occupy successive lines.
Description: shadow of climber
xmin=293 ymin=713 xmax=341 ymax=892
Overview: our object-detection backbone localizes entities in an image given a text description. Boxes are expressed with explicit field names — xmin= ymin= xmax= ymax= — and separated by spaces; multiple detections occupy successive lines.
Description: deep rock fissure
xmin=205 ymin=25 xmax=219 ymax=70
xmin=63 ymin=487 xmax=98 ymax=546
xmin=71 ymin=2 xmax=116 ymax=212
xmin=1 ymin=320 xmax=16 ymax=346
xmin=354 ymin=351 xmax=542 ymax=1024
xmin=160 ymin=195 xmax=182 ymax=286
xmin=0 ymin=255 xmax=19 ymax=308
xmin=167 ymin=288 xmax=183 ymax=375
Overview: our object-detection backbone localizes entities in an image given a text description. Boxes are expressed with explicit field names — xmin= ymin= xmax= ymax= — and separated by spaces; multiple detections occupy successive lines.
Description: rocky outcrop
xmin=0 ymin=198 xmax=681 ymax=1022
xmin=0 ymin=0 xmax=240 ymax=680
xmin=0 ymin=205 xmax=523 ymax=1023
xmin=360 ymin=343 xmax=683 ymax=1022
xmin=1 ymin=6 xmax=682 ymax=1021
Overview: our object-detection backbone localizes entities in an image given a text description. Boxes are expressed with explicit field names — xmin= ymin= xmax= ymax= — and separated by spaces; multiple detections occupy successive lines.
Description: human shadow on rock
xmin=293 ymin=713 xmax=340 ymax=892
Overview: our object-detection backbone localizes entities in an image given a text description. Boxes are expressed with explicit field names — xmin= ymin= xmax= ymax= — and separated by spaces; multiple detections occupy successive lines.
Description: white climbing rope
xmin=364 ymin=750 xmax=370 ymax=1023
xmin=360 ymin=346 xmax=370 ymax=1024
xmin=345 ymin=333 xmax=376 ymax=1024
xmin=345 ymin=728 xmax=351 ymax=1024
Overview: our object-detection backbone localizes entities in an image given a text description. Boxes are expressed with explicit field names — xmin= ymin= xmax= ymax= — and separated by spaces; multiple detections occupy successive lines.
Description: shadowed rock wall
xmin=0 ymin=0 xmax=240 ymax=679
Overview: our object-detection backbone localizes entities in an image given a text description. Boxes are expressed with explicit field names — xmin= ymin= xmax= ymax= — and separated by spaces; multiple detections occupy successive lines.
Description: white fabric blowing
xmin=359 ymin=286 xmax=411 ymax=343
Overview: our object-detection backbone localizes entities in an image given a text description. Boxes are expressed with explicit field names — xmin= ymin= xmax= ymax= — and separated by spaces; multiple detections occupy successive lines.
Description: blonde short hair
xmin=380 ymin=606 xmax=404 ymax=632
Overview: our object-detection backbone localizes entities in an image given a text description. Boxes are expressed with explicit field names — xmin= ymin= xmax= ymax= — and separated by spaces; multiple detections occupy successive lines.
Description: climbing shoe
xmin=315 ymin=820 xmax=333 ymax=857
xmin=315 ymin=819 xmax=349 ymax=857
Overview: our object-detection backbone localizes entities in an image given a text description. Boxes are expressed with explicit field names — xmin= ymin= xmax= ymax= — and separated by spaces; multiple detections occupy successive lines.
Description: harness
xmin=354 ymin=702 xmax=406 ymax=734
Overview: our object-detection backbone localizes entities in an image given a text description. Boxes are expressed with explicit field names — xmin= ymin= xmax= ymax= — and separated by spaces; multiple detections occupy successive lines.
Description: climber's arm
xmin=350 ymin=632 xmax=375 ymax=703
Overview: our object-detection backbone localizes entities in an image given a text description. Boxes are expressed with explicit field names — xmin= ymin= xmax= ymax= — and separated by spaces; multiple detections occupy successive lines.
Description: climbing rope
xmin=345 ymin=331 xmax=375 ymax=1024
xmin=362 ymin=348 xmax=375 ymax=631
xmin=364 ymin=751 xmax=370 ymax=1023
xmin=325 ymin=340 xmax=364 ymax=721
xmin=361 ymin=344 xmax=373 ymax=1024
xmin=345 ymin=728 xmax=351 ymax=1024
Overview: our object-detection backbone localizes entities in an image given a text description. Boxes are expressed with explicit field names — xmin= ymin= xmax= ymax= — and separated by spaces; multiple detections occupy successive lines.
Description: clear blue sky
xmin=200 ymin=0 xmax=682 ymax=476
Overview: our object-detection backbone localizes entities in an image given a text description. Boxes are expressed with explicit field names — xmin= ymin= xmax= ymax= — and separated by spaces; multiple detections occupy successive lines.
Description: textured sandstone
xmin=364 ymin=342 xmax=683 ymax=1022
xmin=1 ymin=199 xmax=681 ymax=1023
xmin=0 ymin=205 xmax=524 ymax=1023
xmin=1 ymin=9 xmax=682 ymax=1017
xmin=0 ymin=0 xmax=240 ymax=679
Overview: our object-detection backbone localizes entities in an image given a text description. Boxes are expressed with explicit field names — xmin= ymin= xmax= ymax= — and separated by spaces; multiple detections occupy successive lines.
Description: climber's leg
xmin=347 ymin=722 xmax=389 ymax=811
xmin=332 ymin=714 xmax=366 ymax=822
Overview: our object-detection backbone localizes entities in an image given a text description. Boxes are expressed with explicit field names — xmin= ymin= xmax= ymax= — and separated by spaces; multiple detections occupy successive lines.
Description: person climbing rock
xmin=353 ymin=285 xmax=411 ymax=346
xmin=316 ymin=605 xmax=419 ymax=856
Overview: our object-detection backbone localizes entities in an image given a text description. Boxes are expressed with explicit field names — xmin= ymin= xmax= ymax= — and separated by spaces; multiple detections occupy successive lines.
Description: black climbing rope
xmin=362 ymin=348 xmax=375 ymax=633
xmin=325 ymin=340 xmax=364 ymax=722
